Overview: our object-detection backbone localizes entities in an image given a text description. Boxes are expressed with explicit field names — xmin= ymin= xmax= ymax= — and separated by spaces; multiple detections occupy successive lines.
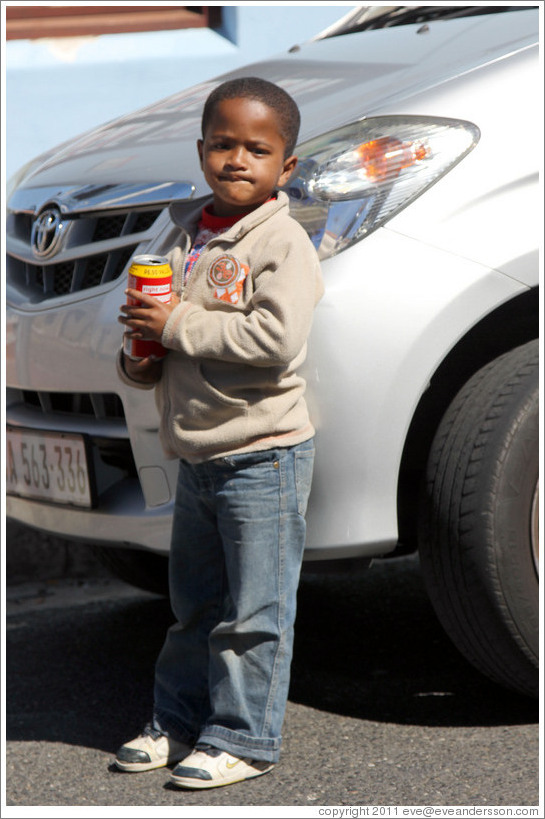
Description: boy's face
xmin=197 ymin=97 xmax=297 ymax=217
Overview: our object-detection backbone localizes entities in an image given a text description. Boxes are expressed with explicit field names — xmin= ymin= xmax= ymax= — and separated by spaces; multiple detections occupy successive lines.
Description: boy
xmin=115 ymin=77 xmax=324 ymax=789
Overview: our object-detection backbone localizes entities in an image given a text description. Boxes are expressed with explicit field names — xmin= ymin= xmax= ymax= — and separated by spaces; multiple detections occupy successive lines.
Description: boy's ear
xmin=278 ymin=154 xmax=298 ymax=188
xmin=197 ymin=139 xmax=204 ymax=168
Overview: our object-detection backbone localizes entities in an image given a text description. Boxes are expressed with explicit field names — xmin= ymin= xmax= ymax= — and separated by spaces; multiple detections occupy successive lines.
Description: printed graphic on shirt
xmin=207 ymin=254 xmax=250 ymax=305
xmin=184 ymin=226 xmax=221 ymax=284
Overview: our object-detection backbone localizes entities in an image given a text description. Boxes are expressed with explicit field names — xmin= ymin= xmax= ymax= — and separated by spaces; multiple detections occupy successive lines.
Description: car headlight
xmin=288 ymin=115 xmax=480 ymax=259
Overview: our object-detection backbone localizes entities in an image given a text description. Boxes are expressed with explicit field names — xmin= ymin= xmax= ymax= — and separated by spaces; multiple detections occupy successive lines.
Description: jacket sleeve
xmin=161 ymin=233 xmax=324 ymax=367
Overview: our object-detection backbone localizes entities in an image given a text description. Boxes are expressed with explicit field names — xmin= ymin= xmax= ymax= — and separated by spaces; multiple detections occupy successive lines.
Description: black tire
xmin=93 ymin=545 xmax=169 ymax=596
xmin=418 ymin=340 xmax=539 ymax=698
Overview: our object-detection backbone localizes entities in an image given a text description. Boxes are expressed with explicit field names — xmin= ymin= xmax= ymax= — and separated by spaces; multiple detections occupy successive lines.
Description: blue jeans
xmin=153 ymin=438 xmax=315 ymax=763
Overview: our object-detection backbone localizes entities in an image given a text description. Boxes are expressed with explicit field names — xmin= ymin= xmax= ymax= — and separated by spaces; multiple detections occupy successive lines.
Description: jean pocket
xmin=295 ymin=446 xmax=315 ymax=517
xmin=221 ymin=448 xmax=285 ymax=469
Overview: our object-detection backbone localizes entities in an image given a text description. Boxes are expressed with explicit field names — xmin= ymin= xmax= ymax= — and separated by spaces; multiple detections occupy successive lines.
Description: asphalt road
xmin=4 ymin=543 xmax=541 ymax=812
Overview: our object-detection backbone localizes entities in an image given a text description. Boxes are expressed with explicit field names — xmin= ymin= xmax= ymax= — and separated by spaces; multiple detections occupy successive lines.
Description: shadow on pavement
xmin=6 ymin=555 xmax=537 ymax=755
xmin=291 ymin=556 xmax=538 ymax=728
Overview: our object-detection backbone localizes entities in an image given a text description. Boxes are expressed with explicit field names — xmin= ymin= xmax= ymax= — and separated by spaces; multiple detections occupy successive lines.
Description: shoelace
xmin=194 ymin=743 xmax=222 ymax=758
xmin=141 ymin=723 xmax=163 ymax=741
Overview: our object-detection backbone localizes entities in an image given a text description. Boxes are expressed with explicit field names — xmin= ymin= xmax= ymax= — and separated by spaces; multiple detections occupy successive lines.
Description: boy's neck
xmin=208 ymin=192 xmax=277 ymax=220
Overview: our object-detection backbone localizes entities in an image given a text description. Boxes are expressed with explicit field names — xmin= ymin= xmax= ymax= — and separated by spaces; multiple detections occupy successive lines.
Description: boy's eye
xmin=207 ymin=140 xmax=270 ymax=155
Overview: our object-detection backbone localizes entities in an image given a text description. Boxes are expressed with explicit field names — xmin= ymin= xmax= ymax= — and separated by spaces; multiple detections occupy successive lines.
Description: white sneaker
xmin=169 ymin=745 xmax=274 ymax=789
xmin=115 ymin=725 xmax=192 ymax=772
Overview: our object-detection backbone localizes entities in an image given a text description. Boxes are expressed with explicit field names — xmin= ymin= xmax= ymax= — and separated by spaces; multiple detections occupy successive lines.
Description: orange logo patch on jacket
xmin=207 ymin=255 xmax=250 ymax=304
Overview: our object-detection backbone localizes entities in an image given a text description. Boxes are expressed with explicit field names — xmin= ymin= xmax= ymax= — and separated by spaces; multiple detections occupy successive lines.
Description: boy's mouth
xmin=219 ymin=174 xmax=252 ymax=183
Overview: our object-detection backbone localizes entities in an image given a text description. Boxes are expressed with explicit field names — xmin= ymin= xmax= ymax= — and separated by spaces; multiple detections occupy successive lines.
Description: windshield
xmin=315 ymin=5 xmax=536 ymax=39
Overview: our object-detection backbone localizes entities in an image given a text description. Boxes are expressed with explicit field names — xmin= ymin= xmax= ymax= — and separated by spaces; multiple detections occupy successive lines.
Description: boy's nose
xmin=225 ymin=146 xmax=247 ymax=168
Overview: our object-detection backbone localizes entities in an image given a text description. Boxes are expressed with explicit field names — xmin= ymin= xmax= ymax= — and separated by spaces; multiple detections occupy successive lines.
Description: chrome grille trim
xmin=8 ymin=182 xmax=195 ymax=216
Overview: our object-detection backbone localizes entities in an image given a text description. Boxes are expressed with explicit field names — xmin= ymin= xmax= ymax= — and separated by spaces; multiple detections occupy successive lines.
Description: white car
xmin=6 ymin=5 xmax=539 ymax=697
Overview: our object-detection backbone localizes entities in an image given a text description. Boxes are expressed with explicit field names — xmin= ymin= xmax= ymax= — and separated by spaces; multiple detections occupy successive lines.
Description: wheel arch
xmin=395 ymin=286 xmax=538 ymax=554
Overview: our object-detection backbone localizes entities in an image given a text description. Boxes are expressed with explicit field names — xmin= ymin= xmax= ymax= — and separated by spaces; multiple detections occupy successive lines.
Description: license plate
xmin=6 ymin=427 xmax=94 ymax=508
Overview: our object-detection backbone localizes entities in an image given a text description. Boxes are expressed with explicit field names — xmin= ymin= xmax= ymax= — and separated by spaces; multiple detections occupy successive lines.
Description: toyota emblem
xmin=31 ymin=206 xmax=65 ymax=258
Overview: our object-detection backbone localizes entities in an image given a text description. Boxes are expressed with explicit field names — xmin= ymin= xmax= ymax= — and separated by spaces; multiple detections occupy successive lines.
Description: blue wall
xmin=5 ymin=5 xmax=353 ymax=180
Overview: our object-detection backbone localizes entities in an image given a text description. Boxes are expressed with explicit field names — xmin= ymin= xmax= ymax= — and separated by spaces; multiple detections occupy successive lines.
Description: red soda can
xmin=124 ymin=254 xmax=172 ymax=360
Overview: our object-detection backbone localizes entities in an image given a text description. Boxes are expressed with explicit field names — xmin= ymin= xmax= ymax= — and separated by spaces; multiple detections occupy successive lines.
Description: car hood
xmin=16 ymin=8 xmax=537 ymax=195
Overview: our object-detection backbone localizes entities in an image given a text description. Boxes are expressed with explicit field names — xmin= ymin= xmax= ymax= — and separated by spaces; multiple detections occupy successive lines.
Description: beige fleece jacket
xmin=118 ymin=191 xmax=324 ymax=463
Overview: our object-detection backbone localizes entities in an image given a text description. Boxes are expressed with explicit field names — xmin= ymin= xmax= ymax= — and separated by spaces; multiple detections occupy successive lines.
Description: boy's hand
xmin=122 ymin=351 xmax=164 ymax=384
xmin=119 ymin=290 xmax=180 ymax=342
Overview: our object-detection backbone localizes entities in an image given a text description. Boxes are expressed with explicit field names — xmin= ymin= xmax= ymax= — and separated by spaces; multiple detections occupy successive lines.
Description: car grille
xmin=18 ymin=390 xmax=126 ymax=420
xmin=6 ymin=181 xmax=194 ymax=306
xmin=7 ymin=208 xmax=162 ymax=301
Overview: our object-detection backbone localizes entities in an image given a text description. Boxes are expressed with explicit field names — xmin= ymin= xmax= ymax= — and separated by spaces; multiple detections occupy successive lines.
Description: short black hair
xmin=201 ymin=77 xmax=301 ymax=157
